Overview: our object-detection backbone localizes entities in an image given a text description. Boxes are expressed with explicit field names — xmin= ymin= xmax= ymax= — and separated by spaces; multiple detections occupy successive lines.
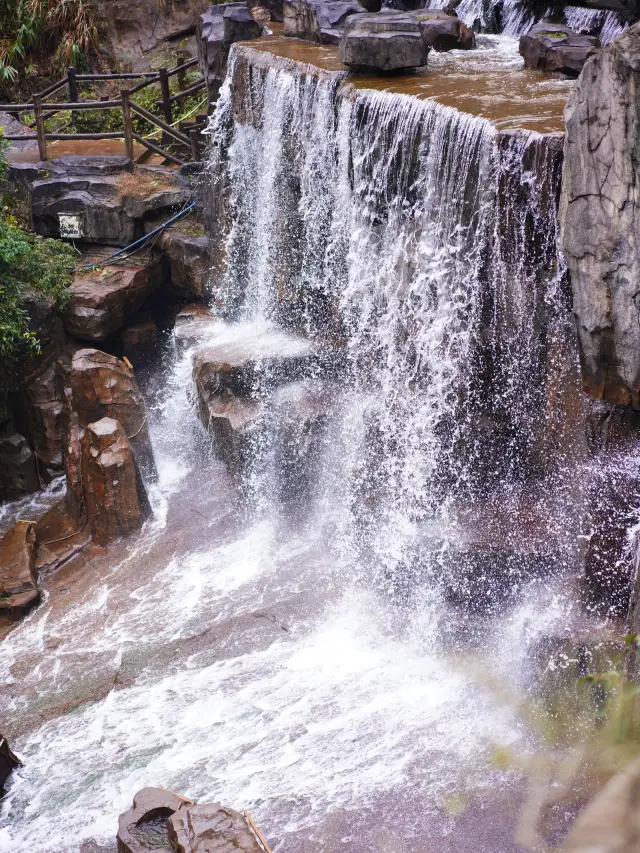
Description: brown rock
xmin=0 ymin=521 xmax=40 ymax=621
xmin=121 ymin=319 xmax=159 ymax=352
xmin=70 ymin=349 xmax=155 ymax=478
xmin=117 ymin=786 xmax=194 ymax=853
xmin=167 ymin=803 xmax=263 ymax=853
xmin=0 ymin=734 xmax=21 ymax=793
xmin=157 ymin=226 xmax=210 ymax=299
xmin=414 ymin=10 xmax=475 ymax=51
xmin=63 ymin=255 xmax=164 ymax=342
xmin=81 ymin=418 xmax=151 ymax=546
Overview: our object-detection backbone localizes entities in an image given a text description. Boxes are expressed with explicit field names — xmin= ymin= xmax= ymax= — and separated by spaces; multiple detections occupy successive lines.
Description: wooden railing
xmin=0 ymin=58 xmax=207 ymax=166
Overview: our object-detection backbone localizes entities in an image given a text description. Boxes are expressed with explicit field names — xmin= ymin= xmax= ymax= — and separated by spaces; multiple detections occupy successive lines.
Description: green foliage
xmin=0 ymin=0 xmax=98 ymax=95
xmin=0 ymin=136 xmax=74 ymax=368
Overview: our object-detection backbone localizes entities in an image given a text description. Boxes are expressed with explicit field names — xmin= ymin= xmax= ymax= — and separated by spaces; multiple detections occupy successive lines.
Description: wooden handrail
xmin=75 ymin=71 xmax=159 ymax=80
xmin=166 ymin=57 xmax=199 ymax=77
xmin=132 ymin=133 xmax=185 ymax=166
xmin=165 ymin=79 xmax=206 ymax=105
xmin=129 ymin=101 xmax=191 ymax=146
xmin=45 ymin=131 xmax=125 ymax=140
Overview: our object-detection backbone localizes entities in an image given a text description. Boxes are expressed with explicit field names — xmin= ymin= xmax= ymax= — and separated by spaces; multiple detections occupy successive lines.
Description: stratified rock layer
xmin=560 ymin=23 xmax=640 ymax=409
xmin=0 ymin=521 xmax=40 ymax=621
xmin=63 ymin=254 xmax=165 ymax=342
xmin=340 ymin=10 xmax=430 ymax=70
xmin=81 ymin=418 xmax=151 ymax=546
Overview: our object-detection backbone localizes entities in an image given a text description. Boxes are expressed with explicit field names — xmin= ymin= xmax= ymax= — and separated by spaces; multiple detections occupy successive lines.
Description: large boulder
xmin=198 ymin=4 xmax=262 ymax=105
xmin=81 ymin=418 xmax=151 ymax=546
xmin=519 ymin=22 xmax=600 ymax=76
xmin=70 ymin=349 xmax=154 ymax=477
xmin=340 ymin=11 xmax=431 ymax=72
xmin=117 ymin=787 xmax=264 ymax=853
xmin=62 ymin=254 xmax=165 ymax=342
xmin=117 ymin=786 xmax=194 ymax=853
xmin=0 ymin=427 xmax=41 ymax=500
xmin=0 ymin=521 xmax=40 ymax=621
xmin=156 ymin=224 xmax=210 ymax=299
xmin=15 ymin=357 xmax=71 ymax=470
xmin=414 ymin=10 xmax=475 ymax=51
xmin=560 ymin=23 xmax=640 ymax=408
xmin=284 ymin=0 xmax=365 ymax=44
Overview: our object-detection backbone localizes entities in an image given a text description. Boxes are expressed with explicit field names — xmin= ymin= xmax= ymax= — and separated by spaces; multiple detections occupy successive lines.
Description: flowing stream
xmin=0 ymin=37 xmax=603 ymax=853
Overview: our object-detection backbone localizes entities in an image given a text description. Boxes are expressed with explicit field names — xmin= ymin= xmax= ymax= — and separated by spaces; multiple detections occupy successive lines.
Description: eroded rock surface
xmin=0 ymin=521 xmax=40 ymax=621
xmin=560 ymin=23 xmax=640 ymax=408
xmin=81 ymin=418 xmax=151 ymax=546
xmin=0 ymin=427 xmax=41 ymax=500
xmin=16 ymin=357 xmax=71 ymax=470
xmin=117 ymin=787 xmax=264 ymax=853
xmin=0 ymin=735 xmax=21 ymax=793
xmin=70 ymin=349 xmax=154 ymax=476
xmin=340 ymin=11 xmax=430 ymax=71
xmin=63 ymin=254 xmax=165 ymax=342
xmin=157 ymin=224 xmax=210 ymax=299
xmin=519 ymin=22 xmax=599 ymax=76
xmin=284 ymin=0 xmax=365 ymax=44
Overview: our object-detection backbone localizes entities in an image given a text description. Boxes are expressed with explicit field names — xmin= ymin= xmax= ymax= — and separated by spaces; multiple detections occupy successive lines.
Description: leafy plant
xmin=0 ymin=0 xmax=99 ymax=96
xmin=0 ymin=135 xmax=74 ymax=374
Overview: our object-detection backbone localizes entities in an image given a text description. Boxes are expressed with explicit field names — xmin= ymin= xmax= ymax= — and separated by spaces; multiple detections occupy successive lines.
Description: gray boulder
xmin=198 ymin=4 xmax=262 ymax=105
xmin=519 ymin=22 xmax=600 ymax=76
xmin=559 ymin=23 xmax=640 ymax=408
xmin=284 ymin=0 xmax=365 ymax=44
xmin=0 ymin=428 xmax=41 ymax=500
xmin=340 ymin=11 xmax=430 ymax=72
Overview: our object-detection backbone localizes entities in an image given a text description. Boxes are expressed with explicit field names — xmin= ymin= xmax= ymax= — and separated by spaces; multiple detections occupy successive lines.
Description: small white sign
xmin=59 ymin=213 xmax=83 ymax=239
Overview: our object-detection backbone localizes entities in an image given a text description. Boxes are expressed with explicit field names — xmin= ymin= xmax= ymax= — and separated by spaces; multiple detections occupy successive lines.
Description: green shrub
xmin=0 ymin=136 xmax=74 ymax=370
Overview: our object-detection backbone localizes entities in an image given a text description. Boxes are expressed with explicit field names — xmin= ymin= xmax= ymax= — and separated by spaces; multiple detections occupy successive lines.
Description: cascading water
xmin=0 ymin=41 xmax=593 ymax=853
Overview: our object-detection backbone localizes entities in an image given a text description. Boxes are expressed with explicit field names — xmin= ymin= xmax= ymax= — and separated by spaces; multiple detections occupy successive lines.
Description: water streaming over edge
xmin=0 ymin=40 xmax=600 ymax=853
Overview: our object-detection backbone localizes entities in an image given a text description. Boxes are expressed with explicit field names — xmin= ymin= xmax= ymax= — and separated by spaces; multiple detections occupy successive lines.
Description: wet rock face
xmin=70 ymin=349 xmax=154 ymax=477
xmin=560 ymin=23 xmax=640 ymax=409
xmin=519 ymin=22 xmax=600 ymax=76
xmin=17 ymin=358 xmax=71 ymax=470
xmin=0 ymin=521 xmax=40 ymax=621
xmin=157 ymin=226 xmax=210 ymax=299
xmin=63 ymin=254 xmax=165 ymax=342
xmin=284 ymin=0 xmax=365 ymax=44
xmin=117 ymin=788 xmax=263 ymax=853
xmin=198 ymin=4 xmax=262 ymax=104
xmin=81 ymin=418 xmax=151 ymax=546
xmin=340 ymin=11 xmax=430 ymax=71
xmin=0 ymin=427 xmax=41 ymax=500
xmin=0 ymin=735 xmax=21 ymax=794
xmin=416 ymin=10 xmax=474 ymax=51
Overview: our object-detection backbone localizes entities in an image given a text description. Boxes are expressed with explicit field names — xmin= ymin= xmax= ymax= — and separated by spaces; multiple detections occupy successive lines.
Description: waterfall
xmin=207 ymin=45 xmax=576 ymax=600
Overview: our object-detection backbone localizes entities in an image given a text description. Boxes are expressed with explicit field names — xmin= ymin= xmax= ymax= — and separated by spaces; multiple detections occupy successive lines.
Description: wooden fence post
xmin=177 ymin=52 xmax=188 ymax=91
xmin=189 ymin=128 xmax=201 ymax=162
xmin=158 ymin=68 xmax=172 ymax=147
xmin=67 ymin=67 xmax=78 ymax=102
xmin=121 ymin=89 xmax=135 ymax=169
xmin=32 ymin=94 xmax=47 ymax=161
